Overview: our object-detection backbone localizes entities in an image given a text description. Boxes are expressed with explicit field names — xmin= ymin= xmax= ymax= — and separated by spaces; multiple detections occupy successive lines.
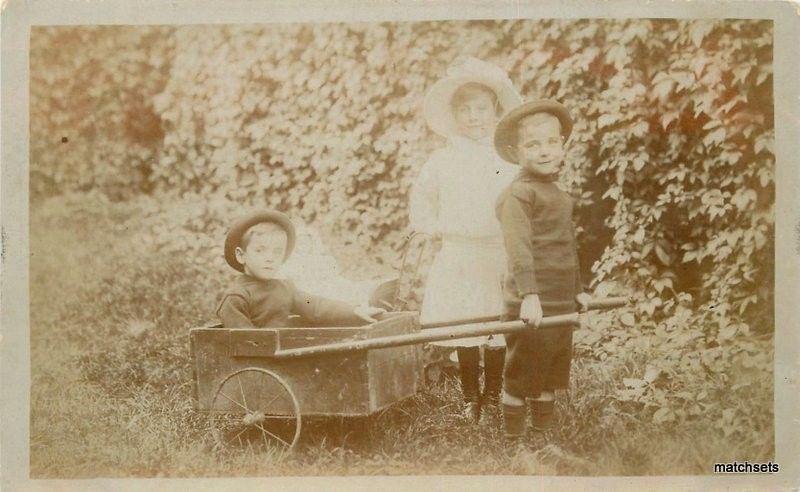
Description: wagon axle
xmin=241 ymin=411 xmax=266 ymax=426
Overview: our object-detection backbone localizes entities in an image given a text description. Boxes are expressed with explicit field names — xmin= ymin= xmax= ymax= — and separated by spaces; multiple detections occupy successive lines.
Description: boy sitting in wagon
xmin=217 ymin=210 xmax=384 ymax=328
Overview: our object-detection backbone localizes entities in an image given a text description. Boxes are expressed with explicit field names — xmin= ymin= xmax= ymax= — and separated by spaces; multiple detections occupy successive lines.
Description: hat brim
xmin=423 ymin=75 xmax=522 ymax=138
xmin=493 ymin=100 xmax=574 ymax=165
xmin=224 ymin=211 xmax=296 ymax=272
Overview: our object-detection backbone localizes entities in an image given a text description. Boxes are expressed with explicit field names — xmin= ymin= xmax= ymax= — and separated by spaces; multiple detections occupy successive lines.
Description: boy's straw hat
xmin=493 ymin=99 xmax=574 ymax=164
xmin=224 ymin=210 xmax=297 ymax=272
xmin=423 ymin=56 xmax=521 ymax=138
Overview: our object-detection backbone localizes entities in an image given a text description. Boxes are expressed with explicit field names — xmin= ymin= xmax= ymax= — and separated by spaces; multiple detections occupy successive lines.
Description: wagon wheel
xmin=210 ymin=367 xmax=301 ymax=451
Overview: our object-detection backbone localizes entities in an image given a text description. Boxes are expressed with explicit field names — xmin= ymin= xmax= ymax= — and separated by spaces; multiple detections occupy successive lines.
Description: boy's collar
xmin=518 ymin=168 xmax=559 ymax=183
xmin=239 ymin=273 xmax=288 ymax=284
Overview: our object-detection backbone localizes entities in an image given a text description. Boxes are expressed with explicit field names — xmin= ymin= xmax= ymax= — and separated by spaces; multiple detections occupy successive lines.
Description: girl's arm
xmin=408 ymin=155 xmax=440 ymax=236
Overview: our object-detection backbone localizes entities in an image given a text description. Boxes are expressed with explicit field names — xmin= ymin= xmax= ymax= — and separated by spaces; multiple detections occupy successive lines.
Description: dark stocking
xmin=457 ymin=346 xmax=480 ymax=403
xmin=482 ymin=347 xmax=505 ymax=405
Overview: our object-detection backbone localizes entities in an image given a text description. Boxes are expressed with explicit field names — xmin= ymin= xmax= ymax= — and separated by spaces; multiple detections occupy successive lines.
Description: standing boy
xmin=493 ymin=100 xmax=590 ymax=441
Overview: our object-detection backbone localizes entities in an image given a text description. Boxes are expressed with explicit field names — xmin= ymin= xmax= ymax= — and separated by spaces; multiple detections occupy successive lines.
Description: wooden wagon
xmin=190 ymin=297 xmax=628 ymax=450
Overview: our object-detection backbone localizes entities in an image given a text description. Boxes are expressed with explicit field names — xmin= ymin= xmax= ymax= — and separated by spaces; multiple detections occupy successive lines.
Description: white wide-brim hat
xmin=423 ymin=56 xmax=522 ymax=138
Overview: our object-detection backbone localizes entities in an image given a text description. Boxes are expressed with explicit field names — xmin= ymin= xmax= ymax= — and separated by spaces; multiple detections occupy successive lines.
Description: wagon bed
xmin=190 ymin=313 xmax=421 ymax=419
xmin=189 ymin=297 xmax=628 ymax=450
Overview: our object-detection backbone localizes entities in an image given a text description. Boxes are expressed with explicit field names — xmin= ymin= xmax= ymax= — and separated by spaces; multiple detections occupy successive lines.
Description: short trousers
xmin=501 ymin=302 xmax=574 ymax=399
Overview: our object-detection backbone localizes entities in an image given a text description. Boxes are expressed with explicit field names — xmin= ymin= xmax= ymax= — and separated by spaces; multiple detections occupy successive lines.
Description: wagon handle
xmin=418 ymin=296 xmax=630 ymax=330
xmin=581 ymin=295 xmax=630 ymax=312
xmin=271 ymin=316 xmax=574 ymax=359
xmin=270 ymin=296 xmax=630 ymax=359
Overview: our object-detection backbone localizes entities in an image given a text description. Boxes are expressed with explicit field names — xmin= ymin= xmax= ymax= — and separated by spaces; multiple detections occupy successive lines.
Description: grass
xmin=29 ymin=193 xmax=774 ymax=477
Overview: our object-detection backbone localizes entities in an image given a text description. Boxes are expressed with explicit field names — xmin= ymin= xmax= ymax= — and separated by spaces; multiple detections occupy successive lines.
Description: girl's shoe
xmin=457 ymin=346 xmax=481 ymax=424
xmin=479 ymin=399 xmax=502 ymax=426
xmin=463 ymin=400 xmax=481 ymax=423
xmin=529 ymin=399 xmax=555 ymax=431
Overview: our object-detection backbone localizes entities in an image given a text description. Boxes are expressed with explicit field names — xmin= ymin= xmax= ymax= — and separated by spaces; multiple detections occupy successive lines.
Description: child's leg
xmin=501 ymin=330 xmax=532 ymax=440
xmin=532 ymin=390 xmax=555 ymax=401
xmin=529 ymin=389 xmax=556 ymax=431
xmin=457 ymin=346 xmax=481 ymax=422
xmin=482 ymin=345 xmax=506 ymax=406
xmin=501 ymin=389 xmax=526 ymax=440
xmin=529 ymin=326 xmax=573 ymax=431
xmin=500 ymin=302 xmax=539 ymax=440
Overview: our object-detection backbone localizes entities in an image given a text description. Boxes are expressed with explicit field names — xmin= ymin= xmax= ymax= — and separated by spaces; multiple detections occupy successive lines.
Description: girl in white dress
xmin=409 ymin=57 xmax=521 ymax=422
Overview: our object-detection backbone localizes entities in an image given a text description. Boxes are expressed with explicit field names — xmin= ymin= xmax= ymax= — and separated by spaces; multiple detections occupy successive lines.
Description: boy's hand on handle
xmin=520 ymin=294 xmax=543 ymax=327
xmin=354 ymin=305 xmax=386 ymax=324
xmin=576 ymin=292 xmax=592 ymax=313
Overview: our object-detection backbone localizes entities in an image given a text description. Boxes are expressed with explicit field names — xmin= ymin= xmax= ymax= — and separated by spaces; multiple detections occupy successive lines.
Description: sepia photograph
xmin=2 ymin=0 xmax=799 ymax=488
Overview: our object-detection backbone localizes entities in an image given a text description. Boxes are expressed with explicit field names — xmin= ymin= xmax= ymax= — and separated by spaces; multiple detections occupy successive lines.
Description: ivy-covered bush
xmin=511 ymin=20 xmax=775 ymax=334
xmin=573 ymin=300 xmax=772 ymax=435
xmin=30 ymin=26 xmax=173 ymax=200
xmin=151 ymin=22 xmax=523 ymax=255
xmin=30 ymin=19 xmax=773 ymax=333
xmin=446 ymin=20 xmax=774 ymax=335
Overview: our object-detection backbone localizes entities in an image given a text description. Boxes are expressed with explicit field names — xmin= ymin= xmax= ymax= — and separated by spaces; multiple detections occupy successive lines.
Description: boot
xmin=502 ymin=403 xmax=526 ymax=443
xmin=529 ymin=399 xmax=556 ymax=431
xmin=482 ymin=347 xmax=506 ymax=407
xmin=457 ymin=346 xmax=481 ymax=423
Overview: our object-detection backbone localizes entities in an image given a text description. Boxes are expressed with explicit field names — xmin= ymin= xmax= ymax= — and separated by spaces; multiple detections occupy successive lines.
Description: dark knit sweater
xmin=496 ymin=172 xmax=582 ymax=315
xmin=216 ymin=274 xmax=363 ymax=328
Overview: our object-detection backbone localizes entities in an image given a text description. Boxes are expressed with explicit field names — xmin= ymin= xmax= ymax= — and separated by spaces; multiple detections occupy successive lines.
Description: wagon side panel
xmin=191 ymin=327 xmax=372 ymax=416
xmin=240 ymin=353 xmax=371 ymax=416
xmin=366 ymin=314 xmax=422 ymax=412
xmin=190 ymin=328 xmax=232 ymax=411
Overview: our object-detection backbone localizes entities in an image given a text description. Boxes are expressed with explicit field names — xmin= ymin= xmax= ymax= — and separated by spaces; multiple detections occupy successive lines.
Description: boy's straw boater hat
xmin=224 ymin=210 xmax=296 ymax=272
xmin=493 ymin=99 xmax=574 ymax=164
xmin=423 ymin=56 xmax=522 ymax=138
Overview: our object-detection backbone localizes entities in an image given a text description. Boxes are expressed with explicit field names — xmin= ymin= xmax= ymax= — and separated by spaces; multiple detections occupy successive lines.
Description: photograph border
xmin=3 ymin=0 xmax=799 ymax=489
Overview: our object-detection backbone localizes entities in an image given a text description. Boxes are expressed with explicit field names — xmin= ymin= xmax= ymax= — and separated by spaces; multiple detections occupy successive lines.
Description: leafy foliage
xmin=574 ymin=301 xmax=772 ymax=441
xmin=30 ymin=26 xmax=173 ymax=200
xmin=30 ymin=20 xmax=773 ymax=333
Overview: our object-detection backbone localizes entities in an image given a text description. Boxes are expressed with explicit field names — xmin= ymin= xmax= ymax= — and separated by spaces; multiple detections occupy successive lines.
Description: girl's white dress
xmin=409 ymin=135 xmax=517 ymax=347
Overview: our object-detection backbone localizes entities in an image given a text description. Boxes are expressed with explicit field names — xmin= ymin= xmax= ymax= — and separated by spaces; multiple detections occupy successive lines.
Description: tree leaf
xmin=623 ymin=378 xmax=647 ymax=388
xmin=655 ymin=242 xmax=672 ymax=266
xmin=703 ymin=127 xmax=726 ymax=147
xmin=661 ymin=111 xmax=680 ymax=130
xmin=643 ymin=366 xmax=661 ymax=383
xmin=689 ymin=21 xmax=715 ymax=48
xmin=641 ymin=241 xmax=654 ymax=259
xmin=633 ymin=227 xmax=645 ymax=244
xmin=718 ymin=324 xmax=738 ymax=341
xmin=652 ymin=78 xmax=675 ymax=101
xmin=653 ymin=407 xmax=674 ymax=424
xmin=620 ymin=312 xmax=636 ymax=327
xmin=598 ymin=113 xmax=618 ymax=129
